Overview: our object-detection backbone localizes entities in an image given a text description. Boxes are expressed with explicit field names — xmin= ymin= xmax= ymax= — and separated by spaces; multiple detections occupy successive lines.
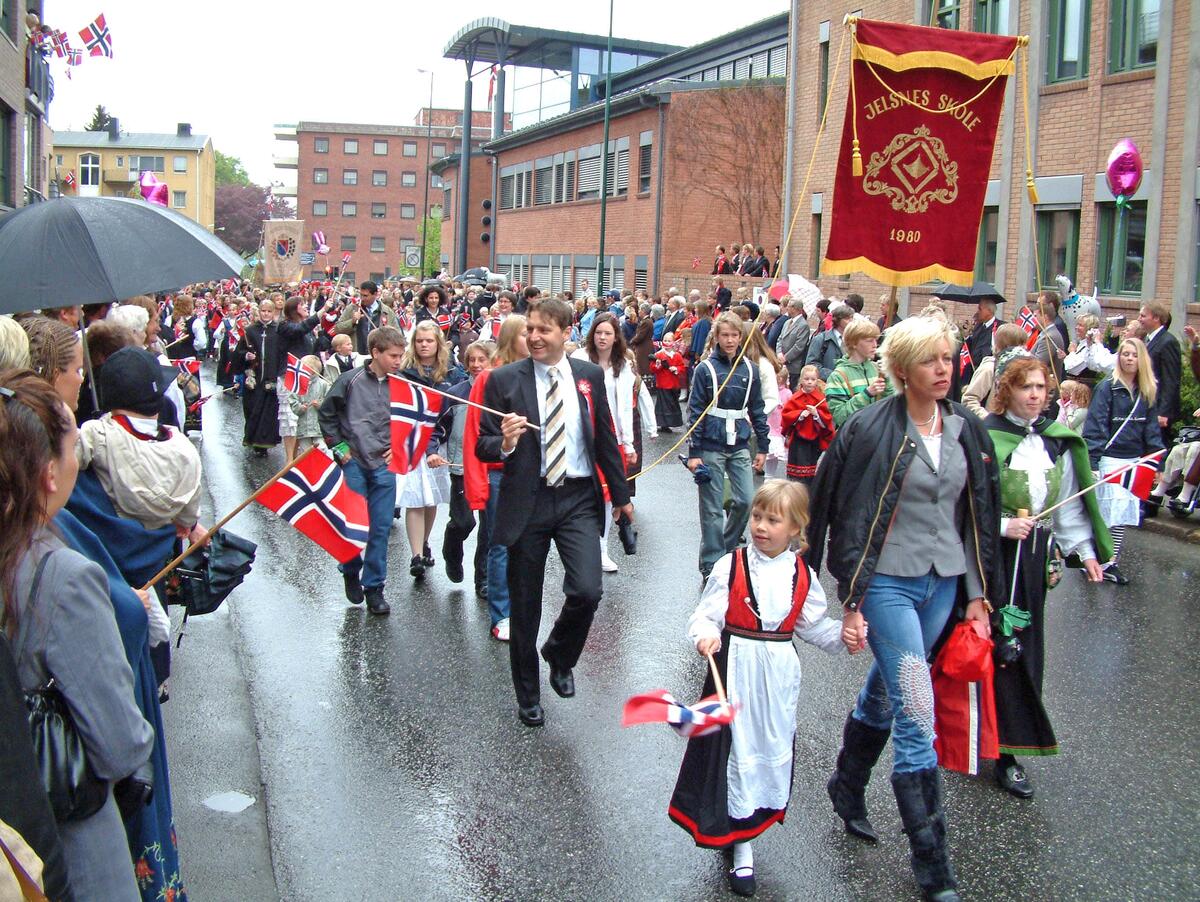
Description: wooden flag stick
xmin=705 ymin=652 xmax=727 ymax=705
xmin=388 ymin=373 xmax=542 ymax=432
xmin=1035 ymin=450 xmax=1165 ymax=521
xmin=140 ymin=446 xmax=319 ymax=591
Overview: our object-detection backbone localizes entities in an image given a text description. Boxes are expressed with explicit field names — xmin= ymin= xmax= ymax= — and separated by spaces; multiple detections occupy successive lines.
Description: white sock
xmin=1150 ymin=482 xmax=1168 ymax=498
xmin=1180 ymin=483 xmax=1197 ymax=502
xmin=732 ymin=841 xmax=753 ymax=871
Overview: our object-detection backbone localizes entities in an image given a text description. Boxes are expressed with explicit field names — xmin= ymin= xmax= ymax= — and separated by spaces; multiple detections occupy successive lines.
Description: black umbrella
xmin=0 ymin=196 xmax=244 ymax=313
xmin=930 ymin=280 xmax=1005 ymax=305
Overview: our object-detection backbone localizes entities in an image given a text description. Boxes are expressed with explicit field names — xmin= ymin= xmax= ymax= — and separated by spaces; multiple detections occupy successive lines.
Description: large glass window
xmin=130 ymin=155 xmax=164 ymax=173
xmin=975 ymin=0 xmax=1010 ymax=33
xmin=79 ymin=153 xmax=100 ymax=186
xmin=1035 ymin=208 xmax=1080 ymax=290
xmin=1109 ymin=0 xmax=1158 ymax=72
xmin=313 ymin=168 xmax=328 ymax=184
xmin=1048 ymin=0 xmax=1090 ymax=82
xmin=975 ymin=207 xmax=999 ymax=282
xmin=314 ymin=137 xmax=329 ymax=153
xmin=1097 ymin=201 xmax=1148 ymax=295
xmin=372 ymin=170 xmax=387 ymax=187
xmin=312 ymin=200 xmax=327 ymax=217
xmin=401 ymin=171 xmax=416 ymax=187
xmin=403 ymin=142 xmax=418 ymax=157
xmin=342 ymin=201 xmax=357 ymax=217
xmin=926 ymin=0 xmax=961 ymax=28
xmin=343 ymin=169 xmax=358 ymax=186
xmin=344 ymin=139 xmax=359 ymax=154
xmin=371 ymin=202 xmax=386 ymax=219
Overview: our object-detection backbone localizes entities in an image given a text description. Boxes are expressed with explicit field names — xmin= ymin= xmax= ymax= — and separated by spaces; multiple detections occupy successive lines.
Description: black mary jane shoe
xmin=995 ymin=762 xmax=1035 ymax=799
xmin=410 ymin=555 xmax=426 ymax=578
xmin=727 ymin=866 xmax=756 ymax=897
xmin=517 ymin=704 xmax=544 ymax=727
xmin=421 ymin=545 xmax=435 ymax=568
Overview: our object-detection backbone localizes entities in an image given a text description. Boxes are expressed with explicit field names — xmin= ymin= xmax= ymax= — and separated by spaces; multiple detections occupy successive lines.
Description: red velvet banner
xmin=823 ymin=19 xmax=1020 ymax=287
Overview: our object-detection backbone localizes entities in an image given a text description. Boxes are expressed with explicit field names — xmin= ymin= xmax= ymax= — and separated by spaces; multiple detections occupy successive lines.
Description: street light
xmin=417 ymin=68 xmax=435 ymax=279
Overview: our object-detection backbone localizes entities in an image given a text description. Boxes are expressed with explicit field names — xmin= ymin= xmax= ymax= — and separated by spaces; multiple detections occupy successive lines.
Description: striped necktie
xmin=544 ymin=367 xmax=566 ymax=487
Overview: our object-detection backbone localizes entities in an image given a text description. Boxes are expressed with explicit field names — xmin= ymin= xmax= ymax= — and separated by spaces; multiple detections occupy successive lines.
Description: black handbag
xmin=165 ymin=528 xmax=257 ymax=645
xmin=22 ymin=552 xmax=107 ymax=823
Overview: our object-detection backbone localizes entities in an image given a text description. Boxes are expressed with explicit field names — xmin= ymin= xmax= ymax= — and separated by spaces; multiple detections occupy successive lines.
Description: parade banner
xmin=823 ymin=19 xmax=1019 ymax=286
xmin=262 ymin=219 xmax=305 ymax=284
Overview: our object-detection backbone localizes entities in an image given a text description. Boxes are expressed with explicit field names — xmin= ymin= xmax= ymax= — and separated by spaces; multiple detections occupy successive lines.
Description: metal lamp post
xmin=417 ymin=69 xmax=435 ymax=279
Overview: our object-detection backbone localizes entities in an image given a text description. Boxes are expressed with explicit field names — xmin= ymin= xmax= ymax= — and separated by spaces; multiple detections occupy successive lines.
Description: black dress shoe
xmin=995 ymin=762 xmax=1034 ymax=799
xmin=518 ymin=704 xmax=544 ymax=727
xmin=364 ymin=588 xmax=391 ymax=616
xmin=548 ymin=666 xmax=575 ymax=698
xmin=445 ymin=556 xmax=464 ymax=583
xmin=410 ymin=555 xmax=425 ymax=578
xmin=727 ymin=866 xmax=756 ymax=897
xmin=422 ymin=545 xmax=435 ymax=568
xmin=342 ymin=572 xmax=365 ymax=605
xmin=475 ymin=583 xmax=488 ymax=600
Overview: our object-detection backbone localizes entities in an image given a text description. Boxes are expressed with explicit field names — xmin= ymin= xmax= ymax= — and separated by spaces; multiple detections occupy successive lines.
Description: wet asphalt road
xmin=166 ymin=383 xmax=1200 ymax=901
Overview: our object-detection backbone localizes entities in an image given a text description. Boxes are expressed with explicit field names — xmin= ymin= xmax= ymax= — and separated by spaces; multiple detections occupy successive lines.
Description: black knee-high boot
xmin=892 ymin=768 xmax=960 ymax=902
xmin=827 ymin=712 xmax=891 ymax=843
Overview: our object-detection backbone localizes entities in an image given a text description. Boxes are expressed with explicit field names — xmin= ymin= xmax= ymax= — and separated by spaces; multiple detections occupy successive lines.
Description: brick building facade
xmin=782 ymin=0 xmax=1200 ymax=328
xmin=431 ymin=149 xmax=494 ymax=276
xmin=276 ymin=109 xmax=501 ymax=283
xmin=1 ymin=1 xmax=53 ymax=210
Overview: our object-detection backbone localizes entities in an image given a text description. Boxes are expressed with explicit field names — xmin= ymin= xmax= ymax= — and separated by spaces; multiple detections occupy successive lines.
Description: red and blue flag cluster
xmin=622 ymin=690 xmax=736 ymax=739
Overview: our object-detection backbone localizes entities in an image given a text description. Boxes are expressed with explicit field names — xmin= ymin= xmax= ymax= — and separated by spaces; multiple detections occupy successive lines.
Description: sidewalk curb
xmin=1141 ymin=514 xmax=1200 ymax=544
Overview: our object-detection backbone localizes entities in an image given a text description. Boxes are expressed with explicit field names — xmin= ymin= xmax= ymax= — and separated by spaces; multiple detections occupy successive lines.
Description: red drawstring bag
xmin=932 ymin=621 xmax=999 ymax=775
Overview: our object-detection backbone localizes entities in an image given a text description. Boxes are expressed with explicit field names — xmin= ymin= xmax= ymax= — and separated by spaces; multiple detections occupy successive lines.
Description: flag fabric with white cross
xmin=282 ymin=353 xmax=310 ymax=395
xmin=175 ymin=358 xmax=201 ymax=377
xmin=621 ymin=689 xmax=736 ymax=739
xmin=52 ymin=29 xmax=71 ymax=57
xmin=255 ymin=449 xmax=369 ymax=563
xmin=79 ymin=13 xmax=112 ymax=58
xmin=387 ymin=376 xmax=443 ymax=475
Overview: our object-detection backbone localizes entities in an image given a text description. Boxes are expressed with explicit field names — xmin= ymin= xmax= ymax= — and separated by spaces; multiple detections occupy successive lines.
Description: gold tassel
xmin=1026 ymin=169 xmax=1039 ymax=204
xmin=852 ymin=139 xmax=863 ymax=176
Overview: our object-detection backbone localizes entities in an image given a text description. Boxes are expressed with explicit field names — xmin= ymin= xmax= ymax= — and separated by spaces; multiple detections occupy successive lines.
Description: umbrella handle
xmin=705 ymin=652 xmax=727 ymax=705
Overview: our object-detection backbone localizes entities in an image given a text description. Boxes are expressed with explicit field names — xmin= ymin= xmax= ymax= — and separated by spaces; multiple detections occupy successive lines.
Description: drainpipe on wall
xmin=648 ymin=93 xmax=667 ymax=294
xmin=780 ymin=0 xmax=800 ymax=275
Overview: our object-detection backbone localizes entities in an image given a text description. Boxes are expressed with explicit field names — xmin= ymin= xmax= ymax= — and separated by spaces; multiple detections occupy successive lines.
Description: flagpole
xmin=388 ymin=373 xmax=542 ymax=431
xmin=705 ymin=652 xmax=727 ymax=705
xmin=140 ymin=446 xmax=319 ymax=591
xmin=1035 ymin=450 xmax=1165 ymax=521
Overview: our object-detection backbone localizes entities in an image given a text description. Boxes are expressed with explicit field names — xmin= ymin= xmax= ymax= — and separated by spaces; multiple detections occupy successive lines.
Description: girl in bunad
xmin=397 ymin=321 xmax=456 ymax=579
xmin=650 ymin=332 xmax=687 ymax=432
xmin=779 ymin=365 xmax=834 ymax=485
xmin=571 ymin=312 xmax=639 ymax=574
xmin=669 ymin=481 xmax=845 ymax=898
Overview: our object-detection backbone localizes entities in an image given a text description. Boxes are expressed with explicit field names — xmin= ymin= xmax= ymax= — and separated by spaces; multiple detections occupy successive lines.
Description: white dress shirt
xmin=534 ymin=356 xmax=590 ymax=478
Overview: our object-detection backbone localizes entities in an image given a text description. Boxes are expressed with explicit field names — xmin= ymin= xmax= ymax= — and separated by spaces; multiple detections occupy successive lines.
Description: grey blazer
xmin=777 ymin=316 xmax=812 ymax=376
xmin=10 ymin=528 xmax=153 ymax=902
xmin=875 ymin=412 xmax=985 ymax=599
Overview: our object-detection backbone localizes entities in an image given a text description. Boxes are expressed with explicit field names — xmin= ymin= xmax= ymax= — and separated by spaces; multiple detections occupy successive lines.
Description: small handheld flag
xmin=255 ymin=449 xmax=369 ymax=563
xmin=958 ymin=342 xmax=972 ymax=377
xmin=175 ymin=357 xmax=201 ymax=377
xmin=621 ymin=689 xmax=735 ymax=739
xmin=79 ymin=13 xmax=112 ymax=58
xmin=1103 ymin=457 xmax=1158 ymax=501
xmin=388 ymin=376 xmax=442 ymax=474
xmin=1016 ymin=306 xmax=1039 ymax=335
xmin=63 ymin=170 xmax=76 ymax=189
xmin=283 ymin=353 xmax=310 ymax=395
xmin=341 ymin=252 xmax=352 ymax=268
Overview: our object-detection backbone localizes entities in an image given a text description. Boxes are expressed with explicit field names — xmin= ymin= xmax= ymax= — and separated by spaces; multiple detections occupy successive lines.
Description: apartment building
xmin=0 ymin=0 xmax=54 ymax=209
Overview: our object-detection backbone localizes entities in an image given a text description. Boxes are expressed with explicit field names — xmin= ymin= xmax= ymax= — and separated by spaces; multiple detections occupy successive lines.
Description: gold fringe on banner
xmin=853 ymin=42 xmax=1016 ymax=79
xmin=821 ymin=256 xmax=975 ymax=288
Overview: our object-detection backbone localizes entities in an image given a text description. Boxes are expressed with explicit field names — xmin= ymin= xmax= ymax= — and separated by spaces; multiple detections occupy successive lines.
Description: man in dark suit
xmin=478 ymin=298 xmax=633 ymax=727
xmin=712 ymin=277 xmax=732 ymax=312
xmin=1138 ymin=300 xmax=1182 ymax=442
xmin=960 ymin=298 xmax=1003 ymax=386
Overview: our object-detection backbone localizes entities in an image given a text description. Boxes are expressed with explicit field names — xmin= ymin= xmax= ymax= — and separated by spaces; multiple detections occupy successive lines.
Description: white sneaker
xmin=601 ymin=553 xmax=619 ymax=573
xmin=491 ymin=618 xmax=510 ymax=642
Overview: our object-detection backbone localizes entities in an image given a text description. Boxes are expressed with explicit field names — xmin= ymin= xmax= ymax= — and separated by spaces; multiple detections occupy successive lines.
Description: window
xmin=314 ymin=137 xmax=329 ymax=153
xmin=401 ymin=171 xmax=417 ymax=187
xmin=638 ymin=137 xmax=652 ymax=193
xmin=610 ymin=147 xmax=629 ymax=196
xmin=312 ymin=200 xmax=328 ymax=216
xmin=1048 ymin=0 xmax=1090 ymax=82
xmin=79 ymin=153 xmax=100 ymax=187
xmin=313 ymin=168 xmax=328 ymax=184
xmin=431 ymin=174 xmax=443 ymax=189
xmin=553 ymin=156 xmax=576 ymax=203
xmin=818 ymin=32 xmax=831 ymax=120
xmin=499 ymin=167 xmax=533 ymax=209
xmin=974 ymin=0 xmax=1009 ymax=33
xmin=130 ymin=155 xmax=165 ymax=172
xmin=373 ymin=140 xmax=388 ymax=155
xmin=975 ymin=207 xmax=999 ymax=282
xmin=432 ymin=143 xmax=446 ymax=158
xmin=734 ymin=57 xmax=751 ymax=79
xmin=811 ymin=214 xmax=823 ymax=277
xmin=342 ymin=201 xmax=357 ymax=217
xmin=1109 ymin=0 xmax=1158 ymax=73
xmin=344 ymin=139 xmax=359 ymax=154
xmin=343 ymin=169 xmax=358 ymax=186
xmin=926 ymin=0 xmax=961 ymax=28
xmin=55 ymin=153 xmax=62 ymax=166
xmin=535 ymin=161 xmax=554 ymax=205
xmin=172 ymin=191 xmax=186 ymax=208
xmin=635 ymin=267 xmax=648 ymax=291
xmin=116 ymin=155 xmax=124 ymax=167
xmin=719 ymin=62 xmax=734 ymax=80
xmin=341 ymin=236 xmax=357 ymax=252
xmin=442 ymin=188 xmax=452 ymax=219
xmin=370 ymin=236 xmax=386 ymax=253
xmin=577 ymin=150 xmax=602 ymax=201
xmin=1097 ymin=200 xmax=1148 ymax=294
xmin=0 ymin=110 xmax=9 ymax=205
xmin=403 ymin=141 xmax=418 ymax=157
xmin=371 ymin=202 xmax=386 ymax=219
xmin=401 ymin=204 xmax=416 ymax=219
xmin=768 ymin=45 xmax=788 ymax=77
xmin=173 ymin=155 xmax=188 ymax=173
xmin=372 ymin=170 xmax=387 ymax=187
xmin=1035 ymin=208 xmax=1080 ymax=289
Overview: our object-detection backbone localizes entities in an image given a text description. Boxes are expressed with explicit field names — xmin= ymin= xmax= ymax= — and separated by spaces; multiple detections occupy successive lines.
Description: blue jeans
xmin=697 ymin=447 xmax=754 ymax=576
xmin=853 ymin=571 xmax=957 ymax=773
xmin=484 ymin=470 xmax=511 ymax=625
xmin=338 ymin=460 xmax=397 ymax=590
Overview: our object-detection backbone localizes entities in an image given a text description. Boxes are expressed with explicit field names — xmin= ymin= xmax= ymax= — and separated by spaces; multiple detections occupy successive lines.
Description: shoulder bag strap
xmin=0 ymin=833 xmax=49 ymax=902
xmin=11 ymin=553 xmax=53 ymax=667
xmin=1103 ymin=392 xmax=1139 ymax=452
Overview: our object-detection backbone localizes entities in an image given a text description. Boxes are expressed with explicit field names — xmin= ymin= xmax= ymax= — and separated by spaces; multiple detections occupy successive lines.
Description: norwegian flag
xmin=224 ymin=277 xmax=240 ymax=293
xmin=1102 ymin=453 xmax=1164 ymax=502
xmin=79 ymin=13 xmax=112 ymax=58
xmin=456 ymin=310 xmax=475 ymax=333
xmin=341 ymin=252 xmax=352 ymax=268
xmin=622 ymin=690 xmax=736 ymax=739
xmin=396 ymin=310 xmax=413 ymax=331
xmin=434 ymin=311 xmax=452 ymax=334
xmin=388 ymin=376 xmax=443 ymax=475
xmin=227 ymin=326 xmax=240 ymax=352
xmin=283 ymin=353 xmax=310 ymax=394
xmin=256 ymin=449 xmax=369 ymax=563
xmin=958 ymin=342 xmax=972 ymax=377
xmin=63 ymin=170 xmax=76 ymax=189
xmin=51 ymin=29 xmax=71 ymax=58
xmin=66 ymin=48 xmax=82 ymax=75
xmin=175 ymin=357 xmax=201 ymax=376
xmin=1016 ymin=306 xmax=1039 ymax=335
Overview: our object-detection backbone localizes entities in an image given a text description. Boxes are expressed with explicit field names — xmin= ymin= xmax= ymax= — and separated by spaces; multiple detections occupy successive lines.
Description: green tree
xmin=396 ymin=213 xmax=443 ymax=279
xmin=215 ymin=150 xmax=252 ymax=188
xmin=84 ymin=104 xmax=112 ymax=131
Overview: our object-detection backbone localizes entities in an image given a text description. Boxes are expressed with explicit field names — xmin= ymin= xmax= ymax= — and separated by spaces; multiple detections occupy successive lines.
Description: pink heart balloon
xmin=768 ymin=279 xmax=789 ymax=301
xmin=139 ymin=170 xmax=169 ymax=206
xmin=1105 ymin=139 xmax=1143 ymax=198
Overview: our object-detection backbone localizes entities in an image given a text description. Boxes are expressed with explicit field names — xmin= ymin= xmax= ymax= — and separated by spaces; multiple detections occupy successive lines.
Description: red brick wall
xmin=439 ymin=153 xmax=496 ymax=273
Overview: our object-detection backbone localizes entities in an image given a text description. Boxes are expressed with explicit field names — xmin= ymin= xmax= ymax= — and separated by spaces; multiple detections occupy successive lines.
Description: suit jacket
xmin=662 ymin=309 xmax=686 ymax=338
xmin=777 ymin=315 xmax=812 ymax=375
xmin=764 ymin=314 xmax=789 ymax=350
xmin=1145 ymin=327 xmax=1182 ymax=421
xmin=477 ymin=356 xmax=631 ymax=546
xmin=963 ymin=319 xmax=1003 ymax=383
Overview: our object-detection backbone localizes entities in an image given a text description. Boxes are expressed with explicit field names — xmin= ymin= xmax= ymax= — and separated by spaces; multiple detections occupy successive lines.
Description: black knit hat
xmin=99 ymin=347 xmax=176 ymax=416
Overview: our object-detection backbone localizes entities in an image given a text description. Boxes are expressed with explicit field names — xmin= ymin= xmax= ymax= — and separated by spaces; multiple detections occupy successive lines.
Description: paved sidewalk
xmin=1141 ymin=507 xmax=1200 ymax=544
